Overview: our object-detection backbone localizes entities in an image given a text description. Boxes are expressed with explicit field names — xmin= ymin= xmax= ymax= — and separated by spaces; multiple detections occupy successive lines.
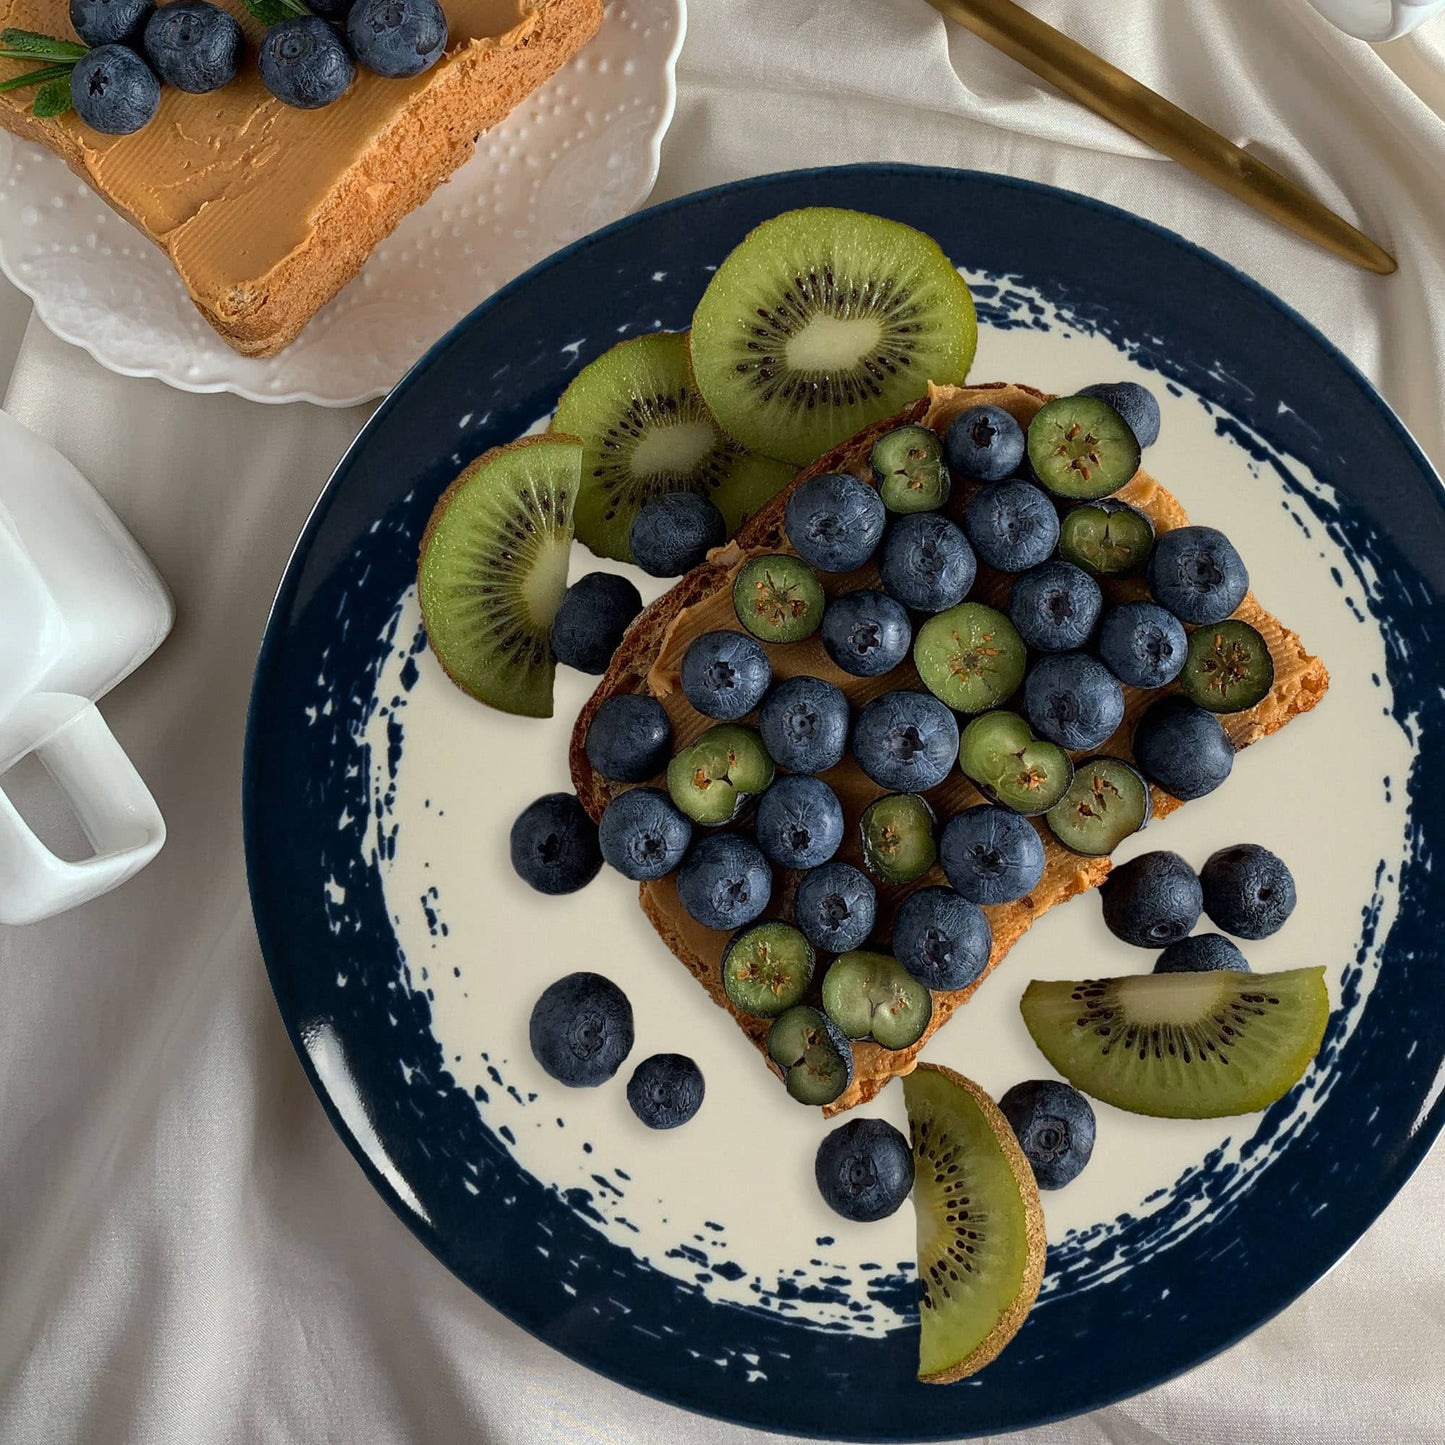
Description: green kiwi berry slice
xmin=958 ymin=711 xmax=1074 ymax=816
xmin=914 ymin=602 xmax=1027 ymax=713
xmin=1045 ymin=755 xmax=1152 ymax=856
xmin=1019 ymin=966 xmax=1329 ymax=1118
xmin=552 ymin=330 xmax=792 ymax=561
xmin=1180 ymin=619 xmax=1275 ymax=713
xmin=766 ymin=1005 xmax=855 ymax=1106
xmin=821 ymin=951 xmax=934 ymax=1050
xmin=689 ymin=208 xmax=978 ymax=467
xmin=1058 ymin=499 xmax=1155 ymax=576
xmin=870 ymin=425 xmax=951 ymax=514
xmin=1027 ymin=396 xmax=1141 ymax=501
xmin=666 ymin=724 xmax=775 ymax=824
xmin=723 ymin=921 xmax=815 ymax=1018
xmin=733 ymin=555 xmax=826 ymax=643
xmin=860 ymin=793 xmax=937 ymax=885
xmin=418 ymin=435 xmax=580 ymax=719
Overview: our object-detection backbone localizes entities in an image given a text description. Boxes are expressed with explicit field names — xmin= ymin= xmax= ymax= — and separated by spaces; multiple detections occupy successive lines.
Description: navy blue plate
xmin=245 ymin=166 xmax=1445 ymax=1440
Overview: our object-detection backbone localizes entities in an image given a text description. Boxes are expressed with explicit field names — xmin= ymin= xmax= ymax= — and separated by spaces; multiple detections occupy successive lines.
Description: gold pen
xmin=925 ymin=0 xmax=1397 ymax=276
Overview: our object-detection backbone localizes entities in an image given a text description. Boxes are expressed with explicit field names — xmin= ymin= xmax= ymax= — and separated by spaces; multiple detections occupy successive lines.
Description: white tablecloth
xmin=3 ymin=3 xmax=1444 ymax=1441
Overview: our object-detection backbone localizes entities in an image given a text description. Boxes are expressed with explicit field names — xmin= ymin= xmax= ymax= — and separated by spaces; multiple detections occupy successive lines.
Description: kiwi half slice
xmin=1020 ymin=966 xmax=1329 ymax=1118
xmin=1181 ymin=619 xmax=1276 ymax=713
xmin=723 ymin=921 xmax=815 ymax=1018
xmin=958 ymin=711 xmax=1074 ymax=816
xmin=690 ymin=208 xmax=978 ymax=466
xmin=552 ymin=331 xmax=792 ymax=561
xmin=733 ymin=555 xmax=826 ymax=643
xmin=1045 ymin=755 xmax=1151 ymax=856
xmin=418 ymin=436 xmax=581 ymax=718
xmin=903 ymin=1063 xmax=1046 ymax=1383
xmin=821 ymin=951 xmax=933 ymax=1050
xmin=1027 ymin=396 xmax=1141 ymax=501
xmin=914 ymin=603 xmax=1027 ymax=714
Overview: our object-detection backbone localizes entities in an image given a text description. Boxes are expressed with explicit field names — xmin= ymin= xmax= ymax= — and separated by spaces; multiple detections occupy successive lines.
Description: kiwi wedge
xmin=1027 ymin=396 xmax=1141 ymax=501
xmin=418 ymin=436 xmax=581 ymax=718
xmin=552 ymin=331 xmax=792 ymax=562
xmin=903 ymin=1063 xmax=1046 ymax=1383
xmin=690 ymin=208 xmax=978 ymax=466
xmin=1019 ymin=966 xmax=1329 ymax=1118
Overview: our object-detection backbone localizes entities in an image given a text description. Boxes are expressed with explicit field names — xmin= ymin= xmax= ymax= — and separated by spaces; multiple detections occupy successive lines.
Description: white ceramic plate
xmin=0 ymin=0 xmax=683 ymax=406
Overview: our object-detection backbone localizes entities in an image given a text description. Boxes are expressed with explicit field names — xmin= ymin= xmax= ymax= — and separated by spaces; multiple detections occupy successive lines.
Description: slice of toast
xmin=0 ymin=0 xmax=601 ymax=356
xmin=571 ymin=383 xmax=1330 ymax=1114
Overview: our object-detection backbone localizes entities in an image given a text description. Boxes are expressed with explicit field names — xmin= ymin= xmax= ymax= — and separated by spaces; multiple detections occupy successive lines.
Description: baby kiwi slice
xmin=767 ymin=1005 xmax=855 ymax=1106
xmin=861 ymin=793 xmax=937 ymax=885
xmin=1180 ymin=619 xmax=1275 ymax=713
xmin=958 ymin=711 xmax=1074 ymax=816
xmin=552 ymin=331 xmax=791 ymax=561
xmin=914 ymin=603 xmax=1027 ymax=714
xmin=871 ymin=425 xmax=951 ymax=514
xmin=723 ymin=921 xmax=816 ymax=1018
xmin=822 ymin=951 xmax=933 ymax=1050
xmin=666 ymin=724 xmax=775 ymax=825
xmin=1027 ymin=396 xmax=1141 ymax=501
xmin=903 ymin=1063 xmax=1046 ymax=1383
xmin=733 ymin=555 xmax=826 ymax=643
xmin=1058 ymin=499 xmax=1155 ymax=576
xmin=1045 ymin=756 xmax=1152 ymax=856
xmin=690 ymin=208 xmax=978 ymax=466
xmin=1020 ymin=966 xmax=1329 ymax=1118
xmin=418 ymin=435 xmax=580 ymax=718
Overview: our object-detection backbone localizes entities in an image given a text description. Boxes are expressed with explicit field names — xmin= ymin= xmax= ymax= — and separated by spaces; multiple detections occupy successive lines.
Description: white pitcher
xmin=1307 ymin=0 xmax=1445 ymax=40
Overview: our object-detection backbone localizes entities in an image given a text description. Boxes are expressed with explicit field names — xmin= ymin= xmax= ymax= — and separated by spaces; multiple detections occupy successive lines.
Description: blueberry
xmin=679 ymin=630 xmax=771 ymax=720
xmin=584 ymin=693 xmax=671 ymax=782
xmin=1155 ymin=933 xmax=1250 ymax=973
xmin=1008 ymin=561 xmax=1102 ymax=653
xmin=878 ymin=512 xmax=976 ymax=613
xmin=1133 ymin=695 xmax=1234 ymax=800
xmin=785 ymin=472 xmax=886 ymax=573
xmin=1147 ymin=525 xmax=1249 ymax=625
xmin=347 ymin=0 xmax=447 ymax=77
xmin=964 ymin=480 xmax=1060 ymax=573
xmin=259 ymin=16 xmax=355 ymax=109
xmin=626 ymin=1053 xmax=705 ymax=1129
xmin=598 ymin=787 xmax=691 ymax=881
xmin=939 ymin=805 xmax=1046 ymax=905
xmin=999 ymin=1080 xmax=1096 ymax=1190
xmin=758 ymin=676 xmax=849 ymax=775
xmin=69 ymin=44 xmax=160 ymax=134
xmin=1101 ymin=849 xmax=1202 ymax=948
xmin=1023 ymin=651 xmax=1124 ymax=752
xmin=754 ymin=775 xmax=844 ymax=869
xmin=143 ymin=0 xmax=241 ymax=92
xmin=793 ymin=862 xmax=876 ymax=953
xmin=1078 ymin=381 xmax=1161 ymax=449
xmin=629 ymin=492 xmax=726 ymax=577
xmin=550 ymin=571 xmax=643 ymax=674
xmin=944 ymin=404 xmax=1026 ymax=482
xmin=307 ymin=0 xmax=355 ymax=15
xmin=676 ymin=833 xmax=772 ymax=931
xmin=850 ymin=690 xmax=959 ymax=793
xmin=529 ymin=972 xmax=633 ymax=1087
xmin=814 ymin=1117 xmax=914 ymax=1222
xmin=70 ymin=0 xmax=152 ymax=46
xmin=509 ymin=793 xmax=602 ymax=894
xmin=1200 ymin=843 xmax=1297 ymax=939
xmin=1097 ymin=601 xmax=1188 ymax=689
xmin=820 ymin=590 xmax=911 ymax=677
xmin=892 ymin=886 xmax=992 ymax=992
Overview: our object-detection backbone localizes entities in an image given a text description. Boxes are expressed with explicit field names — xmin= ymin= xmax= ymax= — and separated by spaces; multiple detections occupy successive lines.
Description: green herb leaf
xmin=32 ymin=76 xmax=73 ymax=118
xmin=0 ymin=61 xmax=71 ymax=94
xmin=241 ymin=0 xmax=310 ymax=23
xmin=0 ymin=28 xmax=88 ymax=62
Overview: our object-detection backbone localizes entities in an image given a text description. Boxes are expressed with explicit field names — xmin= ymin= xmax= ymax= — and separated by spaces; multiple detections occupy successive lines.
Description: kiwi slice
xmin=1180 ymin=619 xmax=1276 ymax=713
xmin=417 ymin=436 xmax=581 ymax=718
xmin=723 ymin=921 xmax=815 ymax=1018
xmin=733 ymin=555 xmax=826 ymax=643
xmin=914 ymin=603 xmax=1027 ymax=714
xmin=903 ymin=1063 xmax=1046 ymax=1383
xmin=689 ymin=208 xmax=978 ymax=467
xmin=1058 ymin=499 xmax=1155 ymax=576
xmin=767 ymin=1005 xmax=855 ymax=1106
xmin=822 ymin=950 xmax=933 ymax=1050
xmin=1019 ymin=966 xmax=1329 ymax=1118
xmin=1027 ymin=396 xmax=1141 ymax=501
xmin=860 ymin=793 xmax=937 ymax=885
xmin=958 ymin=711 xmax=1074 ymax=817
xmin=666 ymin=724 xmax=775 ymax=825
xmin=871 ymin=425 xmax=951 ymax=514
xmin=552 ymin=331 xmax=792 ymax=561
xmin=1045 ymin=756 xmax=1151 ymax=856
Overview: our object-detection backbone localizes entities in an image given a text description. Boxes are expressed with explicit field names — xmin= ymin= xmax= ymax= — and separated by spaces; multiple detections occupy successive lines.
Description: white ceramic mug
xmin=0 ymin=410 xmax=173 ymax=925
xmin=1307 ymin=0 xmax=1445 ymax=40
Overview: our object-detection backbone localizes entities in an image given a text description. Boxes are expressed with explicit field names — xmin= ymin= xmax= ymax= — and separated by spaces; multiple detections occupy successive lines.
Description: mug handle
xmin=0 ymin=693 xmax=165 ymax=925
